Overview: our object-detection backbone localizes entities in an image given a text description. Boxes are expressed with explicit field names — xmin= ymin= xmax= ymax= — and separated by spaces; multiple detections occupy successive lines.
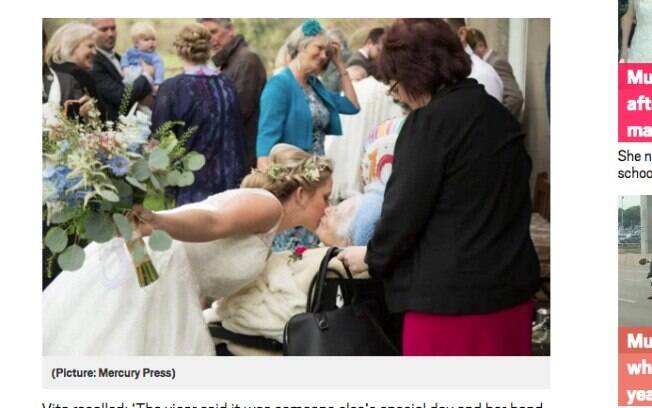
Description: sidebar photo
xmin=618 ymin=195 xmax=652 ymax=406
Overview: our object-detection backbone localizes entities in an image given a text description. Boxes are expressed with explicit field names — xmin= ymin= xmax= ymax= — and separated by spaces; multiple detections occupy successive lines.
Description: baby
xmin=121 ymin=22 xmax=165 ymax=90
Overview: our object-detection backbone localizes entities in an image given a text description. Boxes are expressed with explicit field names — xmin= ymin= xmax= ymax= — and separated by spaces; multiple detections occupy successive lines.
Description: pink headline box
xmin=619 ymin=327 xmax=652 ymax=406
xmin=619 ymin=63 xmax=652 ymax=142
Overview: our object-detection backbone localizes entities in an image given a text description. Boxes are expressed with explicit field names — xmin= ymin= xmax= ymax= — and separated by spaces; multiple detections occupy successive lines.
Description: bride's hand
xmin=131 ymin=205 xmax=158 ymax=236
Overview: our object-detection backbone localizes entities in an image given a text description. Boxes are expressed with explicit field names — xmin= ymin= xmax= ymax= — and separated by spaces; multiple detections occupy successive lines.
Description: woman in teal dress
xmin=256 ymin=19 xmax=360 ymax=251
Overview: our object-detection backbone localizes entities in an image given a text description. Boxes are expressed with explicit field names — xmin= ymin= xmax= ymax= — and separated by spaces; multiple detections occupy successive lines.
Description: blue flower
xmin=108 ymin=155 xmax=130 ymax=177
xmin=97 ymin=151 xmax=110 ymax=164
xmin=43 ymin=165 xmax=82 ymax=203
xmin=63 ymin=188 xmax=90 ymax=207
xmin=301 ymin=19 xmax=323 ymax=37
xmin=47 ymin=166 xmax=72 ymax=193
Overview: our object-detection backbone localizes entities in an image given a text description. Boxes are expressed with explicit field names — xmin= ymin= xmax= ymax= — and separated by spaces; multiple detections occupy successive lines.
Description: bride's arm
xmin=133 ymin=194 xmax=282 ymax=242
xmin=621 ymin=1 xmax=634 ymax=61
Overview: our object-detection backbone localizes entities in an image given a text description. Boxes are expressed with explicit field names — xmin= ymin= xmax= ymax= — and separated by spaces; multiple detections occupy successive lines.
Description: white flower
xmin=42 ymin=103 xmax=63 ymax=130
xmin=117 ymin=111 xmax=152 ymax=149
xmin=42 ymin=179 xmax=58 ymax=203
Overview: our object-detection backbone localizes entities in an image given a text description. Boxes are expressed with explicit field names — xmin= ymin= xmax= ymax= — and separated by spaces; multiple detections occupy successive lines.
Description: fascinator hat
xmin=286 ymin=19 xmax=326 ymax=59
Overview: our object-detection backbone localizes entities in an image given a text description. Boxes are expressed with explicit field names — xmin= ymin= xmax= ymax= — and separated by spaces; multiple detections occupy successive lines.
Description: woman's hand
xmin=131 ymin=204 xmax=158 ymax=237
xmin=337 ymin=246 xmax=368 ymax=274
xmin=77 ymin=95 xmax=93 ymax=118
xmin=329 ymin=41 xmax=346 ymax=71
xmin=63 ymin=96 xmax=93 ymax=118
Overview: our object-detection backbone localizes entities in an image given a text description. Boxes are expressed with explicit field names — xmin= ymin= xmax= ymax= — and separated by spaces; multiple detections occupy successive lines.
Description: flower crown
xmin=254 ymin=156 xmax=329 ymax=184
xmin=301 ymin=19 xmax=324 ymax=37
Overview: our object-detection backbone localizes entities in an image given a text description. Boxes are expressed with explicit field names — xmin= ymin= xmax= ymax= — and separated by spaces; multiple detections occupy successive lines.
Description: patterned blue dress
xmin=271 ymin=85 xmax=330 ymax=252
xmin=151 ymin=66 xmax=246 ymax=206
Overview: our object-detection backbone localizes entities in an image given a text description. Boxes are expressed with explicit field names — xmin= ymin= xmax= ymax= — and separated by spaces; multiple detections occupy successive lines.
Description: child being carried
xmin=121 ymin=22 xmax=165 ymax=92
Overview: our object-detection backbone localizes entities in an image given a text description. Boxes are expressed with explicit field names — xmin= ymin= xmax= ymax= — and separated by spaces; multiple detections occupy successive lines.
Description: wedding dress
xmin=42 ymin=189 xmax=280 ymax=356
xmin=630 ymin=0 xmax=652 ymax=61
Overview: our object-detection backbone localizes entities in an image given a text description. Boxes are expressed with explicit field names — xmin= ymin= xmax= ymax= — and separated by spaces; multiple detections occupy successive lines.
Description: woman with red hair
xmin=339 ymin=19 xmax=540 ymax=356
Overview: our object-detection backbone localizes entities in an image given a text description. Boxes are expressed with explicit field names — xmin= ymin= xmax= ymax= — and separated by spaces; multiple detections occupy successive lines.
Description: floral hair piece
xmin=252 ymin=155 xmax=329 ymax=183
xmin=265 ymin=163 xmax=287 ymax=181
xmin=301 ymin=156 xmax=328 ymax=183
xmin=301 ymin=19 xmax=324 ymax=37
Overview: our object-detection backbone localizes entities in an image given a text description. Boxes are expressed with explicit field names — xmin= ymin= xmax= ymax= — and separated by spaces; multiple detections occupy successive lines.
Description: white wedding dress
xmin=630 ymin=0 xmax=652 ymax=61
xmin=43 ymin=189 xmax=280 ymax=356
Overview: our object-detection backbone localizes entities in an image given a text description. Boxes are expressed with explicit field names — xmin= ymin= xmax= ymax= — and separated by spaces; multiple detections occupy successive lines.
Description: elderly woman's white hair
xmin=285 ymin=19 xmax=328 ymax=60
xmin=45 ymin=23 xmax=97 ymax=64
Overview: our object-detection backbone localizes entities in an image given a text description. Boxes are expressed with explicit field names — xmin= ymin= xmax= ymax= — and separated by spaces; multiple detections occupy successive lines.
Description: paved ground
xmin=619 ymin=263 xmax=652 ymax=326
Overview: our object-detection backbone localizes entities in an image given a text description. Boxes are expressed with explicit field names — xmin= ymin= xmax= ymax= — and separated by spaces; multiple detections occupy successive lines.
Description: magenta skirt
xmin=402 ymin=300 xmax=533 ymax=356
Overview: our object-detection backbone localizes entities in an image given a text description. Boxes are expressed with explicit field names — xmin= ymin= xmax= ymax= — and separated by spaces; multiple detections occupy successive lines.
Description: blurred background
xmin=43 ymin=18 xmax=550 ymax=192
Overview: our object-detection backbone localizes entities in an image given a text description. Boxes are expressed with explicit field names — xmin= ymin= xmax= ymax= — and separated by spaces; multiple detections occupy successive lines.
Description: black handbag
xmin=282 ymin=247 xmax=399 ymax=356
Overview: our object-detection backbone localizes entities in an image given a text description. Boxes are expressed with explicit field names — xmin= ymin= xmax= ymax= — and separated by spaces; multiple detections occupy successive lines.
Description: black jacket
xmin=43 ymin=63 xmax=83 ymax=105
xmin=90 ymin=50 xmax=152 ymax=122
xmin=212 ymin=35 xmax=267 ymax=170
xmin=366 ymin=78 xmax=540 ymax=315
xmin=48 ymin=61 xmax=106 ymax=118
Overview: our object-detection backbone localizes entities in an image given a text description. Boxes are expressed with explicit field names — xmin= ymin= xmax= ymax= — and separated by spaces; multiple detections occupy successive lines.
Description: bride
xmin=43 ymin=144 xmax=333 ymax=355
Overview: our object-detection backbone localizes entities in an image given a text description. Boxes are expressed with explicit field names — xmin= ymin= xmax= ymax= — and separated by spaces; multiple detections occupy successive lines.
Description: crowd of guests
xmin=43 ymin=18 xmax=540 ymax=356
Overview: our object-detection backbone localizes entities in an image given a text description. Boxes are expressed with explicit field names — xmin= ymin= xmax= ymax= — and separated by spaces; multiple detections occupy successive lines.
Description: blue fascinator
xmin=302 ymin=19 xmax=324 ymax=37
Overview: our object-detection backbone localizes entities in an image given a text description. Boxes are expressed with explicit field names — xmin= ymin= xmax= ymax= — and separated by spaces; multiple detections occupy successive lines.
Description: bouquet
xmin=42 ymin=102 xmax=205 ymax=287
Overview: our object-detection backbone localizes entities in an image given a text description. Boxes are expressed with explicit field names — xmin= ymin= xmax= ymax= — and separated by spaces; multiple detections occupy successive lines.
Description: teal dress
xmin=272 ymin=86 xmax=330 ymax=252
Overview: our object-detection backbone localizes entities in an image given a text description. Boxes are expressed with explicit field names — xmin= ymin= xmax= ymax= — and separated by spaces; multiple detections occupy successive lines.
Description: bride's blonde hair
xmin=241 ymin=144 xmax=333 ymax=201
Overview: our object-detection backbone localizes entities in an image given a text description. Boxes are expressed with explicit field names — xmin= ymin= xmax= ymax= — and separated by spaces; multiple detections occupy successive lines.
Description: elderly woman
xmin=339 ymin=19 xmax=540 ymax=356
xmin=44 ymin=23 xmax=103 ymax=120
xmin=210 ymin=190 xmax=383 ymax=356
xmin=151 ymin=23 xmax=245 ymax=206
xmin=257 ymin=19 xmax=360 ymax=251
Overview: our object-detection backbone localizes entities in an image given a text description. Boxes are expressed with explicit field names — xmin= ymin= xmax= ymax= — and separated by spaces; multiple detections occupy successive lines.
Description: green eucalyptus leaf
xmin=149 ymin=174 xmax=167 ymax=191
xmin=98 ymin=189 xmax=120 ymax=202
xmin=155 ymin=174 xmax=167 ymax=189
xmin=84 ymin=211 xmax=116 ymax=243
xmin=126 ymin=176 xmax=147 ymax=191
xmin=57 ymin=245 xmax=85 ymax=271
xmin=166 ymin=170 xmax=182 ymax=186
xmin=45 ymin=227 xmax=68 ymax=253
xmin=132 ymin=159 xmax=151 ymax=181
xmin=99 ymin=200 xmax=114 ymax=211
xmin=149 ymin=229 xmax=173 ymax=251
xmin=112 ymin=179 xmax=134 ymax=208
xmin=50 ymin=207 xmax=76 ymax=224
xmin=113 ymin=178 xmax=133 ymax=197
xmin=183 ymin=153 xmax=206 ymax=171
xmin=112 ymin=213 xmax=133 ymax=241
xmin=178 ymin=171 xmax=195 ymax=187
xmin=162 ymin=138 xmax=178 ymax=153
xmin=149 ymin=147 xmax=170 ymax=171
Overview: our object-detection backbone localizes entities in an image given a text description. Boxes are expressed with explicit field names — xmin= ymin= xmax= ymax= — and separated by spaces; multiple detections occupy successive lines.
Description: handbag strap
xmin=307 ymin=247 xmax=338 ymax=312
xmin=307 ymin=247 xmax=358 ymax=312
